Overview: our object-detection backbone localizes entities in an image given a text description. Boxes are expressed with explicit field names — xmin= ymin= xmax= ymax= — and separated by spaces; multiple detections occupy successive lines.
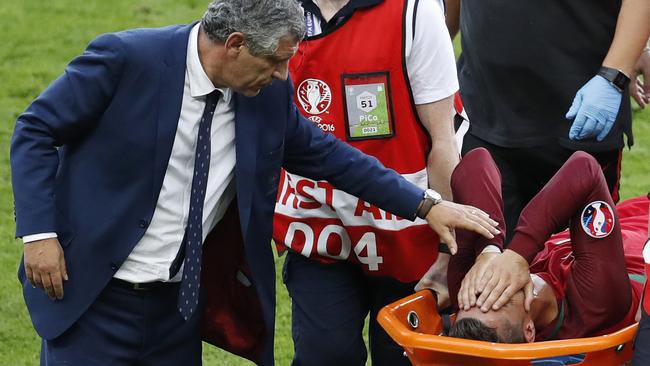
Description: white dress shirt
xmin=25 ymin=23 xmax=237 ymax=283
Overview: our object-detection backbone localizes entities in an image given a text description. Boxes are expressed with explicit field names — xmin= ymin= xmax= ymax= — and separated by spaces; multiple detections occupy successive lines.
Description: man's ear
xmin=523 ymin=318 xmax=535 ymax=343
xmin=224 ymin=32 xmax=246 ymax=56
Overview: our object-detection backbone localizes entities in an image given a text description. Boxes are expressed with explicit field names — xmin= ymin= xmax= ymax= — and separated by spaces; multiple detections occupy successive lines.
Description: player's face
xmin=456 ymin=292 xmax=530 ymax=342
xmin=225 ymin=36 xmax=298 ymax=97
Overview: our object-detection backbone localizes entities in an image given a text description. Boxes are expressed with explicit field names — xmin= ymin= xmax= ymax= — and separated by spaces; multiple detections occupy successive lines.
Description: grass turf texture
xmin=0 ymin=1 xmax=648 ymax=365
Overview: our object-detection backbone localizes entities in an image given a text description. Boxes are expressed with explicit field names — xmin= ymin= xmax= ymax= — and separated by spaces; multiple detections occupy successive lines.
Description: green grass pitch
xmin=0 ymin=1 xmax=648 ymax=365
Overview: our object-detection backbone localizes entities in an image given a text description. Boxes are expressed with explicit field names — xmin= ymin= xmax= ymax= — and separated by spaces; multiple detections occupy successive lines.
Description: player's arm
xmin=561 ymin=161 xmax=630 ymax=334
xmin=473 ymin=152 xmax=628 ymax=312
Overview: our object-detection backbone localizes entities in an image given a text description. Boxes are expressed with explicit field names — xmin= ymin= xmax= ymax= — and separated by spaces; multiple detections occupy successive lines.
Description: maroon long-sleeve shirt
xmin=450 ymin=149 xmax=646 ymax=340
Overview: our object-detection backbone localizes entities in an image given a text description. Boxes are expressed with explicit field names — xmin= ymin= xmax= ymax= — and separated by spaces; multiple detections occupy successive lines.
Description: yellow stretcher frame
xmin=378 ymin=290 xmax=637 ymax=366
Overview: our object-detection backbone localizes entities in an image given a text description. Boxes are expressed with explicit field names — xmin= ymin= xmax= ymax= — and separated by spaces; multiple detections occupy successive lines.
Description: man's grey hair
xmin=201 ymin=0 xmax=306 ymax=56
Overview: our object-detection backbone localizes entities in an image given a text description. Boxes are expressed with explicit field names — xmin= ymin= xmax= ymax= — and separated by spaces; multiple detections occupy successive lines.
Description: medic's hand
xmin=24 ymin=238 xmax=68 ymax=300
xmin=424 ymin=201 xmax=500 ymax=255
xmin=566 ymin=75 xmax=622 ymax=142
xmin=630 ymin=49 xmax=650 ymax=109
xmin=460 ymin=249 xmax=533 ymax=312
xmin=415 ymin=252 xmax=450 ymax=309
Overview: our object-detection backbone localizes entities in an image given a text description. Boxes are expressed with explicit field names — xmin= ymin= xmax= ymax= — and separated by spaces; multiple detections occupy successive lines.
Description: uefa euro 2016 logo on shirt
xmin=580 ymin=201 xmax=615 ymax=238
xmin=297 ymin=78 xmax=332 ymax=115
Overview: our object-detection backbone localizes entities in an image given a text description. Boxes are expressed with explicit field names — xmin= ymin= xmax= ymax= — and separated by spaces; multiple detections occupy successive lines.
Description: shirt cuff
xmin=23 ymin=232 xmax=58 ymax=244
xmin=480 ymin=245 xmax=502 ymax=254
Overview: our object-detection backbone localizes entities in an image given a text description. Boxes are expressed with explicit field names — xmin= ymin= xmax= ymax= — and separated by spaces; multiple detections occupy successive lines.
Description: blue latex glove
xmin=566 ymin=75 xmax=622 ymax=141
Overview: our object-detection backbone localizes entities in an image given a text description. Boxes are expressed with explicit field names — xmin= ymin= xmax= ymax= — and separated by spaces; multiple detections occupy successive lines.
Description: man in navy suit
xmin=10 ymin=0 xmax=499 ymax=364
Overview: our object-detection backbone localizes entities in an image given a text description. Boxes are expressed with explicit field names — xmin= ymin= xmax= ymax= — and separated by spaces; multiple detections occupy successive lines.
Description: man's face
xmin=223 ymin=35 xmax=299 ymax=97
xmin=455 ymin=291 xmax=531 ymax=343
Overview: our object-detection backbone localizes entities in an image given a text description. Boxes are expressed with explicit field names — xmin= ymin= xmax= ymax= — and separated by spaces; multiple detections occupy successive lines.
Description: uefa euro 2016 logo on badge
xmin=580 ymin=201 xmax=615 ymax=238
xmin=297 ymin=78 xmax=332 ymax=115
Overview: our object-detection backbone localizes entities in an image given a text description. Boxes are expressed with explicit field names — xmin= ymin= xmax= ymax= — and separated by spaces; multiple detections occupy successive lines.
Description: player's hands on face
xmin=415 ymin=252 xmax=451 ymax=309
xmin=460 ymin=249 xmax=533 ymax=312
xmin=424 ymin=201 xmax=500 ymax=255
xmin=630 ymin=49 xmax=650 ymax=109
xmin=23 ymin=238 xmax=68 ymax=300
xmin=566 ymin=74 xmax=623 ymax=142
xmin=458 ymin=251 xmax=498 ymax=311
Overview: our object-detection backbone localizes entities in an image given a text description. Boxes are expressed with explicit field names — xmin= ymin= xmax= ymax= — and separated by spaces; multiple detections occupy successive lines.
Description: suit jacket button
xmin=110 ymin=262 xmax=118 ymax=271
xmin=139 ymin=219 xmax=149 ymax=228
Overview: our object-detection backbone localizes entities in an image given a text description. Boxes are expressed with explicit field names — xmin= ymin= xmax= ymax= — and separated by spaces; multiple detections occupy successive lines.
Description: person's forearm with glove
xmin=566 ymin=0 xmax=650 ymax=141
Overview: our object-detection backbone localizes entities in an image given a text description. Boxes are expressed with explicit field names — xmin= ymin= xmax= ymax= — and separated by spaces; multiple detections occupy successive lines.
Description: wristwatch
xmin=598 ymin=66 xmax=630 ymax=93
xmin=416 ymin=189 xmax=442 ymax=219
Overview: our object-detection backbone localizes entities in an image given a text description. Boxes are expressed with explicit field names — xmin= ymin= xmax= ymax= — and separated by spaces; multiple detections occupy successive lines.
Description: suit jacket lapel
xmin=233 ymin=93 xmax=259 ymax=240
xmin=152 ymin=23 xmax=196 ymax=203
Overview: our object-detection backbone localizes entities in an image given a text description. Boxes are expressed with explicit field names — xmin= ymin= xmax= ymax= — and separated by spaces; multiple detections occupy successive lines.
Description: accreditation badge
xmin=341 ymin=72 xmax=395 ymax=140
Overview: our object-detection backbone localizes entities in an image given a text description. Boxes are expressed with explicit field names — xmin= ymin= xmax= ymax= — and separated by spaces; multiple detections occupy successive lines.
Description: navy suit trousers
xmin=40 ymin=281 xmax=203 ymax=366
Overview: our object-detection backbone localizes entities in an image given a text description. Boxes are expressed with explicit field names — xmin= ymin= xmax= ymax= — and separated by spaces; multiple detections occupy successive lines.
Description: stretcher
xmin=378 ymin=290 xmax=637 ymax=366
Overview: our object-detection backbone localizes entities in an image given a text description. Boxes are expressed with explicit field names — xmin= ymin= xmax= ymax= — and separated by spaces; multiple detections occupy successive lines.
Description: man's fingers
xmin=491 ymin=286 xmax=516 ymax=311
xmin=565 ymin=93 xmax=582 ymax=120
xmin=475 ymin=267 xmax=493 ymax=297
xmin=569 ymin=113 xmax=586 ymax=140
xmin=50 ymin=272 xmax=65 ymax=300
xmin=481 ymin=281 xmax=508 ymax=312
xmin=476 ymin=273 xmax=500 ymax=307
xmin=25 ymin=265 xmax=36 ymax=288
xmin=459 ymin=275 xmax=474 ymax=310
xmin=596 ymin=118 xmax=613 ymax=141
xmin=463 ymin=206 xmax=493 ymax=221
xmin=33 ymin=270 xmax=44 ymax=289
xmin=463 ymin=206 xmax=500 ymax=230
xmin=439 ymin=230 xmax=457 ymax=255
xmin=40 ymin=272 xmax=55 ymax=299
xmin=60 ymin=256 xmax=69 ymax=282
xmin=471 ymin=214 xmax=501 ymax=235
xmin=459 ymin=280 xmax=475 ymax=310
xmin=577 ymin=116 xmax=597 ymax=139
xmin=467 ymin=279 xmax=478 ymax=308
xmin=459 ymin=219 xmax=495 ymax=240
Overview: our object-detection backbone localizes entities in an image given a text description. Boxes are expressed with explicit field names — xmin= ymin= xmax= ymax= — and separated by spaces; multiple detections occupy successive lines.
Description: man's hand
xmin=630 ymin=49 xmax=650 ymax=108
xmin=415 ymin=253 xmax=450 ymax=309
xmin=463 ymin=249 xmax=533 ymax=312
xmin=457 ymin=251 xmax=499 ymax=311
xmin=566 ymin=75 xmax=623 ymax=142
xmin=424 ymin=201 xmax=500 ymax=255
xmin=24 ymin=238 xmax=68 ymax=300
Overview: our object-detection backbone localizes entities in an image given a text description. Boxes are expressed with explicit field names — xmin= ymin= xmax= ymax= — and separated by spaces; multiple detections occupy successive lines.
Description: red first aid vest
xmin=273 ymin=0 xmax=439 ymax=282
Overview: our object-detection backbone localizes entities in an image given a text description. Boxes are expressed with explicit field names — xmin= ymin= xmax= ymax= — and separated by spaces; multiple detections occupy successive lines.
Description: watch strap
xmin=598 ymin=66 xmax=630 ymax=93
xmin=439 ymin=242 xmax=451 ymax=255
xmin=416 ymin=198 xmax=435 ymax=219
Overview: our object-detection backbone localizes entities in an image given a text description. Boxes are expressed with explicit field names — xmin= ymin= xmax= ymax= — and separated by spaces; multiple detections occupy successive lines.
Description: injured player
xmin=445 ymin=148 xmax=647 ymax=343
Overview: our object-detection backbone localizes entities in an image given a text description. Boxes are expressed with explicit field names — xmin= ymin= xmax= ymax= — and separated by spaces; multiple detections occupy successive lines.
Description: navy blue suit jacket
xmin=10 ymin=24 xmax=423 ymax=364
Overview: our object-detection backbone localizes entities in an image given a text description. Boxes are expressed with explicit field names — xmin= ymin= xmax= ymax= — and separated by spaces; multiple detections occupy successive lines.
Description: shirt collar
xmin=186 ymin=23 xmax=232 ymax=103
xmin=300 ymin=0 xmax=383 ymax=25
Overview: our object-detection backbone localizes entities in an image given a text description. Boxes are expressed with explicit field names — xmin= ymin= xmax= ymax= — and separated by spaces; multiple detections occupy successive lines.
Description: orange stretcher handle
xmin=378 ymin=290 xmax=637 ymax=365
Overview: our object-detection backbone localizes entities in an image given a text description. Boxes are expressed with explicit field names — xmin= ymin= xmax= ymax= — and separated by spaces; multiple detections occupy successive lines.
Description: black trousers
xmin=283 ymin=251 xmax=415 ymax=366
xmin=461 ymin=133 xmax=622 ymax=244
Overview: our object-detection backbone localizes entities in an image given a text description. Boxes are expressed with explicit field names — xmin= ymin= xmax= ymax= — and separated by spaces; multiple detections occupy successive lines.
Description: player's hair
xmin=201 ymin=0 xmax=306 ymax=56
xmin=449 ymin=317 xmax=525 ymax=343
